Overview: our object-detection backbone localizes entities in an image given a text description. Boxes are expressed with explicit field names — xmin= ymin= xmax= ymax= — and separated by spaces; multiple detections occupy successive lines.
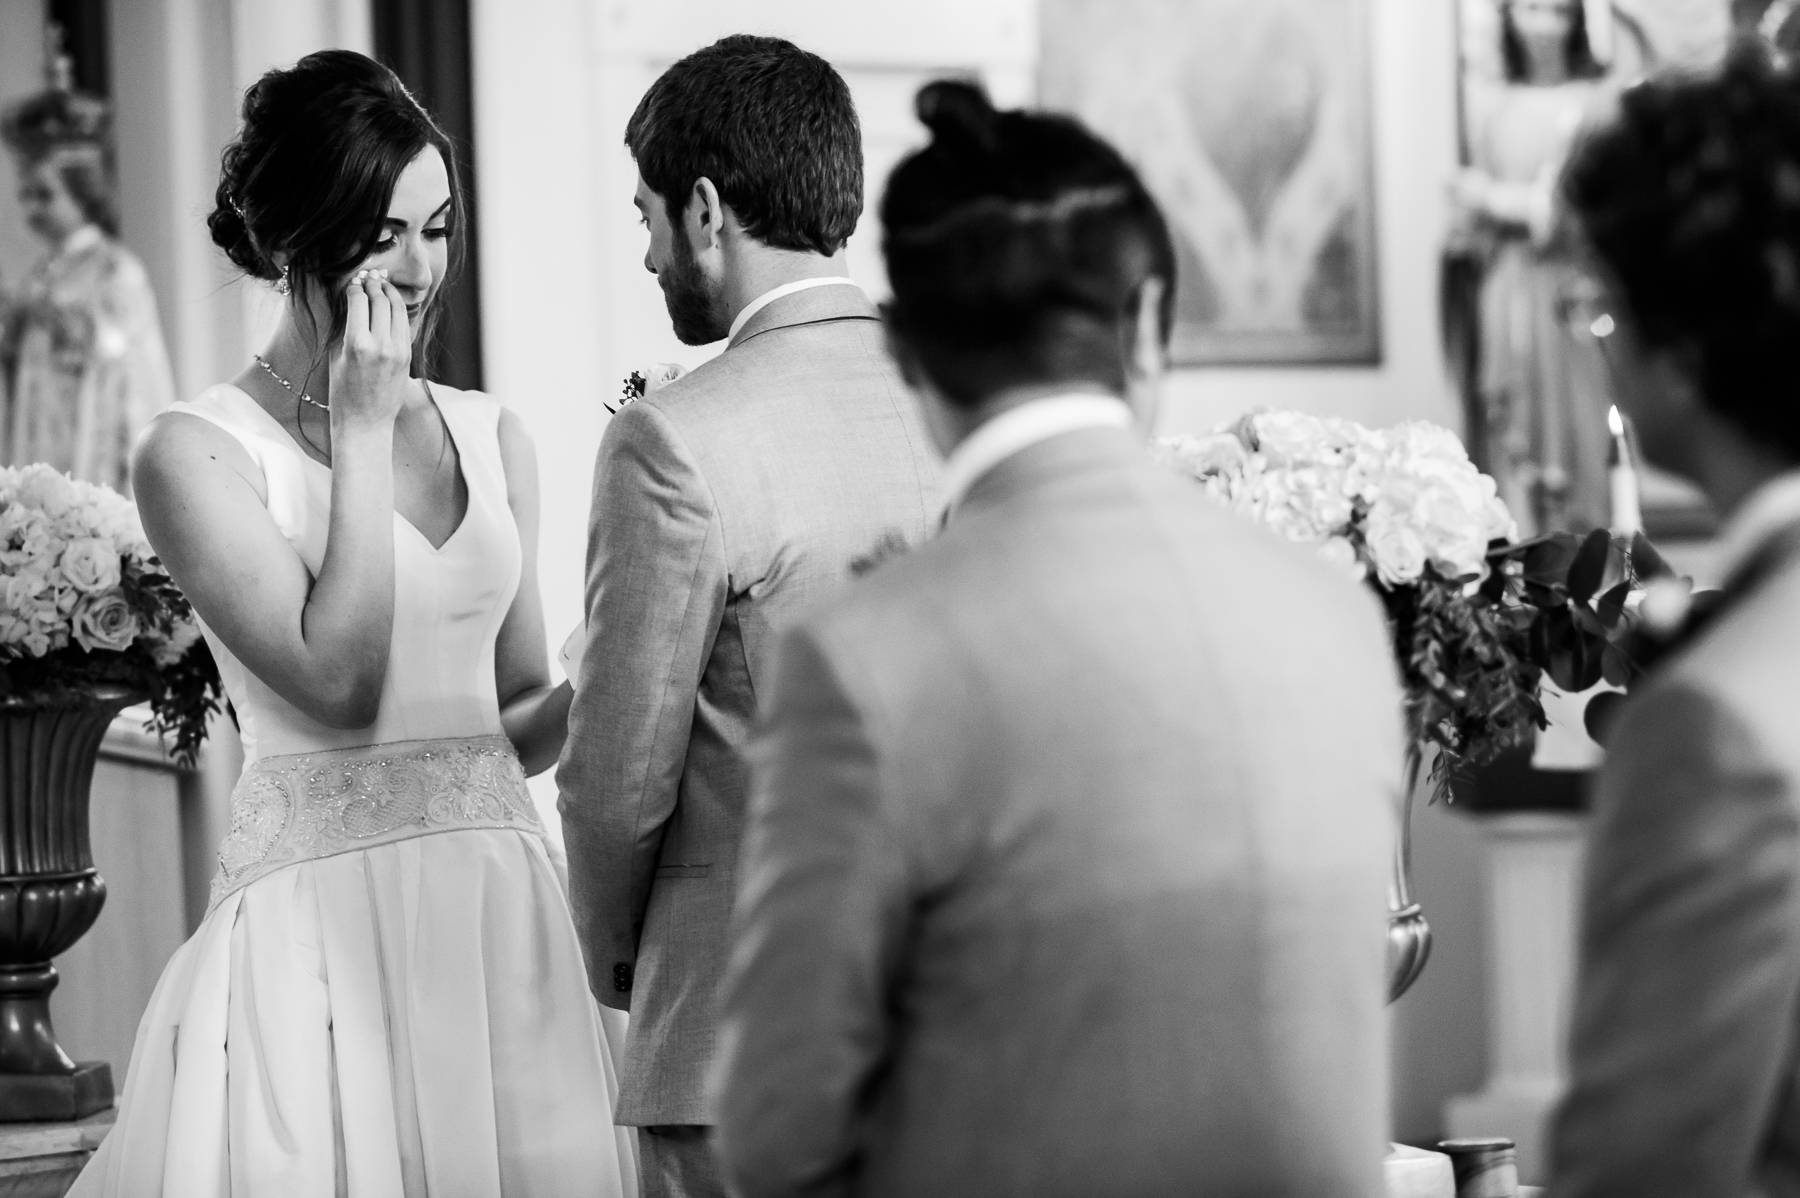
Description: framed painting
xmin=1040 ymin=0 xmax=1380 ymax=366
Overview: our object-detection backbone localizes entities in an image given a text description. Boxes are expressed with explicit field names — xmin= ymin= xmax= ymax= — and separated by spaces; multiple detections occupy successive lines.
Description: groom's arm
xmin=714 ymin=625 xmax=910 ymax=1198
xmin=558 ymin=400 xmax=726 ymax=1011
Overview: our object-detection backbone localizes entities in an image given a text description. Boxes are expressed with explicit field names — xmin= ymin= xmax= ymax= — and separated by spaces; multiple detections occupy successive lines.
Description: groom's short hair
xmin=627 ymin=35 xmax=862 ymax=257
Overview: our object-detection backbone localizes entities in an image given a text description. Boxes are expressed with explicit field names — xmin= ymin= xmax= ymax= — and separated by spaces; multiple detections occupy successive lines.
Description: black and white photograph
xmin=1 ymin=1 xmax=1798 ymax=1195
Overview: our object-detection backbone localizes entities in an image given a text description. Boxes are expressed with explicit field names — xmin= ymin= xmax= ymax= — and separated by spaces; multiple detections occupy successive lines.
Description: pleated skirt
xmin=69 ymin=827 xmax=638 ymax=1197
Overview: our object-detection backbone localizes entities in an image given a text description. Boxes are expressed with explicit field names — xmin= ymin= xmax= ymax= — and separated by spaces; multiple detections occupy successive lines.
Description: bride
xmin=71 ymin=50 xmax=636 ymax=1197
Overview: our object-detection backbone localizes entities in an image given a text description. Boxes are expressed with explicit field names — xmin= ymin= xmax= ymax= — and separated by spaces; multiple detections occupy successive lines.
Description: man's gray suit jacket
xmin=557 ymin=285 xmax=941 ymax=1127
xmin=714 ymin=426 xmax=1404 ymax=1198
xmin=1551 ymin=521 xmax=1800 ymax=1198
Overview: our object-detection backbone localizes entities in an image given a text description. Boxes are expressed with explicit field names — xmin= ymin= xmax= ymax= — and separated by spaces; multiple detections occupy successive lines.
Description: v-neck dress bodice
xmin=165 ymin=383 xmax=520 ymax=762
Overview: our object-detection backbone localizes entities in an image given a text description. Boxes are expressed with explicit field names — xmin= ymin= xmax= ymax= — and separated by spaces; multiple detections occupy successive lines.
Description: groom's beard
xmin=661 ymin=235 xmax=730 ymax=346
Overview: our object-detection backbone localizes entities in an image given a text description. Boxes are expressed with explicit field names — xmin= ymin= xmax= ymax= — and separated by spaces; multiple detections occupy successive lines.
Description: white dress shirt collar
xmin=1715 ymin=468 xmax=1800 ymax=584
xmin=727 ymin=276 xmax=863 ymax=343
xmin=60 ymin=224 xmax=105 ymax=256
xmin=938 ymin=392 xmax=1134 ymax=517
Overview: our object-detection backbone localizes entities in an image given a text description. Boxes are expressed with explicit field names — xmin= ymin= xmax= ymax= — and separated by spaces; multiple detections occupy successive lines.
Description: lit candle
xmin=1608 ymin=406 xmax=1642 ymax=536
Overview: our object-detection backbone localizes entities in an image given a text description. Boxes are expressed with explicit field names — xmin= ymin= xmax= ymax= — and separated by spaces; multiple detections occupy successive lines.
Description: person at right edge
xmin=712 ymin=81 xmax=1403 ymax=1198
xmin=1548 ymin=45 xmax=1800 ymax=1198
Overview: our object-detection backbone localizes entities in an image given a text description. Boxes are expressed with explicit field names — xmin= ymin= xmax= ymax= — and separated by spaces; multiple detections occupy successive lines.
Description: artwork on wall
xmin=1040 ymin=0 xmax=1380 ymax=367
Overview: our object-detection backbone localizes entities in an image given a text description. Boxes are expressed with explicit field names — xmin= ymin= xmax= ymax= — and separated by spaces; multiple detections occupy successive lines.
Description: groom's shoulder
xmin=635 ymin=320 xmax=903 ymax=449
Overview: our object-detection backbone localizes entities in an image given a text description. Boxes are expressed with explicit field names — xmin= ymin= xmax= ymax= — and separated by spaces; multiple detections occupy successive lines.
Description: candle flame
xmin=1608 ymin=405 xmax=1625 ymax=437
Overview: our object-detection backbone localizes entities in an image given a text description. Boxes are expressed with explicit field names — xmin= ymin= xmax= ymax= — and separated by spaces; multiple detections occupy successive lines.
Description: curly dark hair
xmin=207 ymin=50 xmax=465 ymax=359
xmin=625 ymin=35 xmax=862 ymax=256
xmin=879 ymin=80 xmax=1175 ymax=408
xmin=0 ymin=89 xmax=117 ymax=236
xmin=1563 ymin=46 xmax=1800 ymax=461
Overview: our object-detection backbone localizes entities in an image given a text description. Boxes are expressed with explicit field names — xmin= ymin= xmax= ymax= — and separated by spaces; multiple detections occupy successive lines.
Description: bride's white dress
xmin=71 ymin=384 xmax=637 ymax=1197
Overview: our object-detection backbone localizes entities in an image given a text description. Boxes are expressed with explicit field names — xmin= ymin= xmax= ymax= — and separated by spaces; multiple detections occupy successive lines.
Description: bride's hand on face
xmin=329 ymin=269 xmax=413 ymax=428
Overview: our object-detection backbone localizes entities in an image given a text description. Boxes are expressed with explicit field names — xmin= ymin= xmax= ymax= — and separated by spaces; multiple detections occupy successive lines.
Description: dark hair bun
xmin=880 ymin=81 xmax=1175 ymax=407
xmin=914 ymin=80 xmax=1001 ymax=158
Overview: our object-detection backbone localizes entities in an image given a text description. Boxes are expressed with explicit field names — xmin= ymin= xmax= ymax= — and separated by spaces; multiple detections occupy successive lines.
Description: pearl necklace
xmin=253 ymin=354 xmax=328 ymax=412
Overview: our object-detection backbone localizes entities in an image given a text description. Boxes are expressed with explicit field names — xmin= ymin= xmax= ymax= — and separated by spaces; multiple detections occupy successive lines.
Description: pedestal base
xmin=1445 ymin=1077 xmax=1563 ymax=1186
xmin=0 ymin=1064 xmax=112 ymax=1124
xmin=0 ymin=1106 xmax=113 ymax=1197
xmin=1385 ymin=1143 xmax=1453 ymax=1197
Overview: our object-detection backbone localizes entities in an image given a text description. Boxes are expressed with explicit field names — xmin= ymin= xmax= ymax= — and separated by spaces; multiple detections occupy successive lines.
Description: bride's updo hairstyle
xmin=880 ymin=80 xmax=1174 ymax=407
xmin=207 ymin=49 xmax=464 ymax=351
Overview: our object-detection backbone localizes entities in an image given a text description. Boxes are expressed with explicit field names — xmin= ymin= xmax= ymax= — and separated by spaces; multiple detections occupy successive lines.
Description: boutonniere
xmin=605 ymin=362 xmax=687 ymax=414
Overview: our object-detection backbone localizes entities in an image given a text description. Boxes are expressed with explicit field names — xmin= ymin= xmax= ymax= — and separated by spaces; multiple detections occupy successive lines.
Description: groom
xmin=557 ymin=35 xmax=940 ymax=1198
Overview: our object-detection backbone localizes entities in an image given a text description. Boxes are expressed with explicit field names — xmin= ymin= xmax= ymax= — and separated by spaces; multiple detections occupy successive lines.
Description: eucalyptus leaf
xmin=1597 ymin=580 xmax=1633 ymax=630
xmin=1523 ymin=536 xmax=1579 ymax=588
xmin=1568 ymin=528 xmax=1612 ymax=604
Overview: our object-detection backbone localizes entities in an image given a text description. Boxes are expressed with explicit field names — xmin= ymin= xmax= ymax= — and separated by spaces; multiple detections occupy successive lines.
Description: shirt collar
xmin=938 ymin=392 xmax=1134 ymax=517
xmin=60 ymin=225 xmax=104 ymax=256
xmin=726 ymin=277 xmax=863 ymax=343
xmin=1715 ymin=468 xmax=1800 ymax=584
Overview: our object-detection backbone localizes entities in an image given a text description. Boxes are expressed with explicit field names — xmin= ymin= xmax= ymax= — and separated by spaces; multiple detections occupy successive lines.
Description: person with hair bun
xmin=1547 ymin=46 xmax=1800 ymax=1198
xmin=69 ymin=49 xmax=634 ymax=1197
xmin=714 ymin=80 xmax=1401 ymax=1198
xmin=1 ymin=83 xmax=175 ymax=492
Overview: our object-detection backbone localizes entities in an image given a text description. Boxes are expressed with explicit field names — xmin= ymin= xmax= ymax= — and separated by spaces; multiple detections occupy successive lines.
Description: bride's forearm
xmin=501 ymin=681 xmax=574 ymax=776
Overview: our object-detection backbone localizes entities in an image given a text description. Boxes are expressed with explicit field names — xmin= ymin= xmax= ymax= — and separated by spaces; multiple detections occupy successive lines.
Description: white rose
xmin=71 ymin=591 xmax=140 ymax=653
xmin=1364 ymin=511 xmax=1428 ymax=587
xmin=59 ymin=538 xmax=122 ymax=595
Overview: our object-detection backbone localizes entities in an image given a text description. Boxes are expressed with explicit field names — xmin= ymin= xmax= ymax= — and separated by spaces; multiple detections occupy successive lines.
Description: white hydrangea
xmin=0 ymin=464 xmax=196 ymax=661
xmin=1156 ymin=411 xmax=1518 ymax=589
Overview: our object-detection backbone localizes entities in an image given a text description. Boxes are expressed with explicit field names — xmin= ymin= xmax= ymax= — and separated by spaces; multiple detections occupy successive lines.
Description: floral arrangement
xmin=0 ymin=464 xmax=221 ymax=765
xmin=1157 ymin=410 xmax=1656 ymax=797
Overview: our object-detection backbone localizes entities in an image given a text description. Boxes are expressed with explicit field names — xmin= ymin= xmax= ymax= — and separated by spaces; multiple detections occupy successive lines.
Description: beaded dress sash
xmin=208 ymin=735 xmax=542 ymax=912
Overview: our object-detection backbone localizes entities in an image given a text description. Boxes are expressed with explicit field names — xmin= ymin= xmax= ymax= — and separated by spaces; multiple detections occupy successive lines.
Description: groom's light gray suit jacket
xmin=557 ymin=285 xmax=940 ymax=1127
xmin=715 ymin=426 xmax=1403 ymax=1198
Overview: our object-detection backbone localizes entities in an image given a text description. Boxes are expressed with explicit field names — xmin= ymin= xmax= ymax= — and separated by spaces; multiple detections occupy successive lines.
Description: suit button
xmin=614 ymin=962 xmax=633 ymax=992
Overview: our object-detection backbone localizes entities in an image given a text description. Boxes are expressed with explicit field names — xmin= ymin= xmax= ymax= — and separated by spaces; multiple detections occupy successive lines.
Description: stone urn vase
xmin=0 ymin=687 xmax=137 ymax=1121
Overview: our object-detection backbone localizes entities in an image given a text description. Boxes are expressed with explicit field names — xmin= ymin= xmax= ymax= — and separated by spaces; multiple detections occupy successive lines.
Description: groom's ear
xmin=687 ymin=177 xmax=727 ymax=253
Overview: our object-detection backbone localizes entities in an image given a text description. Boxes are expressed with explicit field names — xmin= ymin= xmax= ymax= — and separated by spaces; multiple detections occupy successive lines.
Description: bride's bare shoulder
xmin=134 ymin=401 xmax=267 ymax=508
